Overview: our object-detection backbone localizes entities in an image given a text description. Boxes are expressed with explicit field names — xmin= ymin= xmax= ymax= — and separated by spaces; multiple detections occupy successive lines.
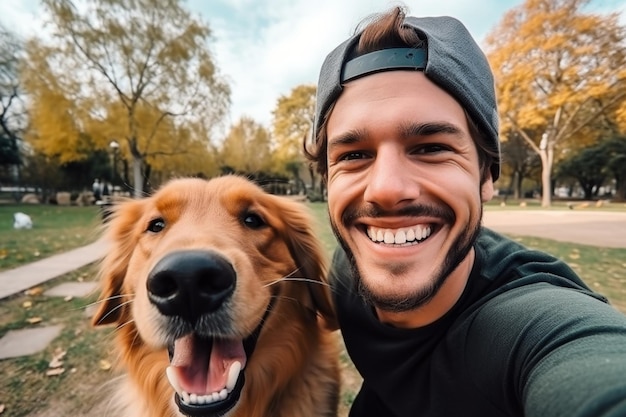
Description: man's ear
xmin=481 ymin=171 xmax=494 ymax=203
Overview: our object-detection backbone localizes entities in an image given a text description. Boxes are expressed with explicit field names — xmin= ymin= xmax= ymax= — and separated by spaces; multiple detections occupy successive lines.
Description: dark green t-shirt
xmin=331 ymin=227 xmax=626 ymax=417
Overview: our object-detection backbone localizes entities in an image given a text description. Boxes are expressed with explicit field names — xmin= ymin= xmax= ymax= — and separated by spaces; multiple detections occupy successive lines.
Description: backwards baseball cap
xmin=314 ymin=15 xmax=501 ymax=180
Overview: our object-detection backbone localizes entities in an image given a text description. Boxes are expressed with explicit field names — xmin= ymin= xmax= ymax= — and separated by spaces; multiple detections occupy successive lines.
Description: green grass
xmin=0 ymin=265 xmax=113 ymax=417
xmin=0 ymin=204 xmax=103 ymax=271
xmin=0 ymin=201 xmax=625 ymax=416
xmin=501 ymin=234 xmax=626 ymax=312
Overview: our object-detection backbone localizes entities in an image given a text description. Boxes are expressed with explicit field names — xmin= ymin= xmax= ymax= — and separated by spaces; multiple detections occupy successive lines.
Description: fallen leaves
xmin=46 ymin=348 xmax=66 ymax=377
xmin=25 ymin=286 xmax=44 ymax=296
xmin=99 ymin=359 xmax=112 ymax=371
xmin=568 ymin=249 xmax=581 ymax=260
xmin=46 ymin=368 xmax=65 ymax=377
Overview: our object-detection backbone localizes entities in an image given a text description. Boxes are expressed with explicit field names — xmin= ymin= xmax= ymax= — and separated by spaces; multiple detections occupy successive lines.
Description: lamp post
xmin=109 ymin=140 xmax=119 ymax=188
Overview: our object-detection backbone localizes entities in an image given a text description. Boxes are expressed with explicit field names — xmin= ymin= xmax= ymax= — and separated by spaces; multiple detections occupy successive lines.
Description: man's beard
xmin=330 ymin=203 xmax=482 ymax=313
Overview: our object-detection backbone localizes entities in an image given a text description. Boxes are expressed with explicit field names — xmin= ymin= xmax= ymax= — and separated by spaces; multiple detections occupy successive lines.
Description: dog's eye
xmin=147 ymin=218 xmax=166 ymax=233
xmin=242 ymin=212 xmax=266 ymax=229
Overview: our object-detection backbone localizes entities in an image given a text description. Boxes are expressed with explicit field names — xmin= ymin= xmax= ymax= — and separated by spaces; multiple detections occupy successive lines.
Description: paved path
xmin=482 ymin=210 xmax=626 ymax=249
xmin=0 ymin=239 xmax=108 ymax=300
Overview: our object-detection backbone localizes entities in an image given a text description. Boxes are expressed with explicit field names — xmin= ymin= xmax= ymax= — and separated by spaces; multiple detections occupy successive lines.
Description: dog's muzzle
xmin=147 ymin=250 xmax=276 ymax=417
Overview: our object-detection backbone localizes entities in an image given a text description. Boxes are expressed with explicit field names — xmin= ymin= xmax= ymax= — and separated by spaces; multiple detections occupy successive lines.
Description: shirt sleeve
xmin=465 ymin=283 xmax=626 ymax=417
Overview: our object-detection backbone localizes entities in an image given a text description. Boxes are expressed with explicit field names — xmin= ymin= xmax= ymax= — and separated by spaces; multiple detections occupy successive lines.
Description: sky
xmin=1 ymin=0 xmax=625 ymax=130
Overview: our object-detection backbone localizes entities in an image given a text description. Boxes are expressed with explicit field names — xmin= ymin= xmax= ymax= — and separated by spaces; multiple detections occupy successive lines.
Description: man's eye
xmin=340 ymin=151 xmax=368 ymax=161
xmin=413 ymin=144 xmax=450 ymax=154
xmin=147 ymin=218 xmax=166 ymax=233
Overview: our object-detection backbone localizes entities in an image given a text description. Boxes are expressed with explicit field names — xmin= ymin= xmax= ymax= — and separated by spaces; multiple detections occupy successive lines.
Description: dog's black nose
xmin=147 ymin=250 xmax=236 ymax=321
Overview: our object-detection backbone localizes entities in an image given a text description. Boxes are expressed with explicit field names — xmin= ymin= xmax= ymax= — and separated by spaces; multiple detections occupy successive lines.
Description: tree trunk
xmin=539 ymin=133 xmax=554 ymax=208
xmin=615 ymin=174 xmax=625 ymax=201
xmin=540 ymin=152 xmax=552 ymax=207
xmin=132 ymin=156 xmax=143 ymax=198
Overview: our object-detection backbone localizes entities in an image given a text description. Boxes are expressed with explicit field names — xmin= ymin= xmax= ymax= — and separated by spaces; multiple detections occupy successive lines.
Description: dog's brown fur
xmin=92 ymin=176 xmax=339 ymax=417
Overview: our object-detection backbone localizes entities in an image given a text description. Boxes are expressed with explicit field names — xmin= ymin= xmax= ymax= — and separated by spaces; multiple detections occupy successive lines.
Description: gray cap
xmin=314 ymin=15 xmax=500 ymax=180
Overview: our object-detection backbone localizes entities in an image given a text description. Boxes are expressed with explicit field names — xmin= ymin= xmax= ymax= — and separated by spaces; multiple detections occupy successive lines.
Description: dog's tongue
xmin=168 ymin=334 xmax=246 ymax=394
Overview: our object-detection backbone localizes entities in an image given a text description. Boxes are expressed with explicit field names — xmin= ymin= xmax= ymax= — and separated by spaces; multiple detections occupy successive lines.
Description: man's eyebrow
xmin=400 ymin=122 xmax=463 ymax=138
xmin=328 ymin=129 xmax=367 ymax=147
xmin=328 ymin=122 xmax=463 ymax=148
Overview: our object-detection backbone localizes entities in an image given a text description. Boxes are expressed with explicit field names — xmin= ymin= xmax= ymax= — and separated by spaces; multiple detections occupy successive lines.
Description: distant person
xmin=102 ymin=181 xmax=110 ymax=198
xmin=92 ymin=178 xmax=101 ymax=202
xmin=306 ymin=6 xmax=626 ymax=416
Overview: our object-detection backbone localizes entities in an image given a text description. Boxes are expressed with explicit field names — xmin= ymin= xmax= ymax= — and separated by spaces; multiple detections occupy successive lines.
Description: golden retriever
xmin=92 ymin=175 xmax=340 ymax=417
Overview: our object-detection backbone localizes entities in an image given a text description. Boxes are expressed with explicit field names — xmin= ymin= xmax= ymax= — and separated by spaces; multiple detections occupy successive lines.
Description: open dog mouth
xmin=167 ymin=334 xmax=247 ymax=416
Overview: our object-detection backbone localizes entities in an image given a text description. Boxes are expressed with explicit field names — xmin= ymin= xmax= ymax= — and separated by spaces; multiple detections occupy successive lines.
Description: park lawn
xmin=0 ymin=201 xmax=625 ymax=416
xmin=502 ymin=234 xmax=626 ymax=312
xmin=0 ymin=204 xmax=103 ymax=271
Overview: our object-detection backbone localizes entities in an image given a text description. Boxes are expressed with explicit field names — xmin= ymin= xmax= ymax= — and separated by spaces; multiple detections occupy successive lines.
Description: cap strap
xmin=341 ymin=47 xmax=427 ymax=83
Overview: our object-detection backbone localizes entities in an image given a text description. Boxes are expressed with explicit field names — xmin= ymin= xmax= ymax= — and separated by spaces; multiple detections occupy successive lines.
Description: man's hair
xmin=305 ymin=6 xmax=499 ymax=184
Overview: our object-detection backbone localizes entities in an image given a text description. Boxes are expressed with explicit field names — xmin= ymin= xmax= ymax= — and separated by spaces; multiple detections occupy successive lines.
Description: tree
xmin=500 ymin=131 xmax=541 ymax=199
xmin=272 ymin=84 xmax=321 ymax=196
xmin=602 ymin=136 xmax=626 ymax=201
xmin=0 ymin=24 xmax=24 ymax=175
xmin=556 ymin=135 xmax=626 ymax=200
xmin=486 ymin=0 xmax=626 ymax=207
xmin=22 ymin=0 xmax=230 ymax=197
xmin=219 ymin=116 xmax=273 ymax=175
xmin=556 ymin=146 xmax=609 ymax=199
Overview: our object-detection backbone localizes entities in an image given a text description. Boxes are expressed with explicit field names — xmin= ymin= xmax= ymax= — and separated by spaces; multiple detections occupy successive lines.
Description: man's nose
xmin=363 ymin=146 xmax=420 ymax=210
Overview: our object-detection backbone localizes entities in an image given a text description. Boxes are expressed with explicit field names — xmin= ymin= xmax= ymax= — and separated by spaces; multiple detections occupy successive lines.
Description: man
xmin=306 ymin=6 xmax=626 ymax=417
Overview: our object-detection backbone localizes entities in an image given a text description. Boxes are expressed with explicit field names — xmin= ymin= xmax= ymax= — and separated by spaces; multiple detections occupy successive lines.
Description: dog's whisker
xmin=95 ymin=299 xmax=135 ymax=326
xmin=115 ymin=319 xmax=137 ymax=339
xmin=116 ymin=319 xmax=136 ymax=331
xmin=263 ymin=277 xmax=331 ymax=288
xmin=130 ymin=326 xmax=143 ymax=346
xmin=84 ymin=294 xmax=135 ymax=309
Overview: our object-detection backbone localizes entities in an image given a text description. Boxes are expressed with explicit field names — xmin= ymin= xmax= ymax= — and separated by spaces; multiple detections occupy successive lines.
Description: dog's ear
xmin=91 ymin=199 xmax=142 ymax=327
xmin=270 ymin=197 xmax=338 ymax=331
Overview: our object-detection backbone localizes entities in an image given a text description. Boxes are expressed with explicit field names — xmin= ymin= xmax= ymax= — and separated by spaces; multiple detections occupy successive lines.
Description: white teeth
xmin=395 ymin=230 xmax=406 ymax=244
xmin=180 ymin=390 xmax=231 ymax=405
xmin=366 ymin=225 xmax=432 ymax=244
xmin=226 ymin=361 xmax=241 ymax=392
xmin=169 ymin=360 xmax=243 ymax=406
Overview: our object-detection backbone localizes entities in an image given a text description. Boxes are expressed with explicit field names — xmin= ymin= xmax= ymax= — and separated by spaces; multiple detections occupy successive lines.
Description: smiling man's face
xmin=326 ymin=70 xmax=494 ymax=327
